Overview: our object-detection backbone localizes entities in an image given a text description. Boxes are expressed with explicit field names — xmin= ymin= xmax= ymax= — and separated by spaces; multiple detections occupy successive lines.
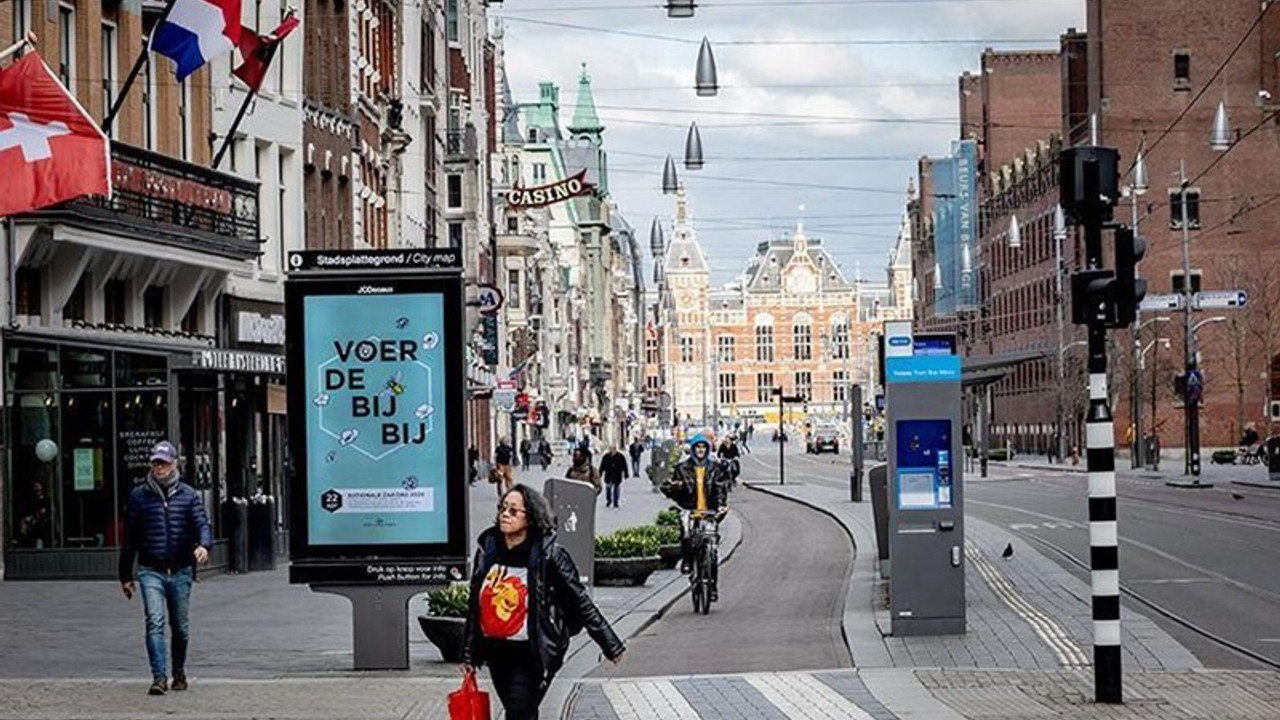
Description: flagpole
xmin=213 ymin=10 xmax=295 ymax=170
xmin=102 ymin=0 xmax=181 ymax=133
xmin=0 ymin=32 xmax=36 ymax=64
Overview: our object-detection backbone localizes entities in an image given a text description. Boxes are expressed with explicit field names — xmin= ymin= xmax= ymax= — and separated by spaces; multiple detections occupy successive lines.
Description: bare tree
xmin=1245 ymin=262 xmax=1280 ymax=436
xmin=1213 ymin=254 xmax=1254 ymax=441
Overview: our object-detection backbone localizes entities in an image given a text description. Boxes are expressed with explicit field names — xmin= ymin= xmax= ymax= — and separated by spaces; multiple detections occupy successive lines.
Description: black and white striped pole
xmin=1061 ymin=136 xmax=1124 ymax=705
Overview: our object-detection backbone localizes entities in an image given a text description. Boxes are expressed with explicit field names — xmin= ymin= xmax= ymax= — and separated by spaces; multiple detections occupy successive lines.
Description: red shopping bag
xmin=449 ymin=669 xmax=491 ymax=720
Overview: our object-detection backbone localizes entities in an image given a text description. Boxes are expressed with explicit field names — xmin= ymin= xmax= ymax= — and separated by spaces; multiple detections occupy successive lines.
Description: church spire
xmin=568 ymin=63 xmax=604 ymax=144
xmin=675 ymin=183 xmax=689 ymax=227
xmin=792 ymin=203 xmax=808 ymax=255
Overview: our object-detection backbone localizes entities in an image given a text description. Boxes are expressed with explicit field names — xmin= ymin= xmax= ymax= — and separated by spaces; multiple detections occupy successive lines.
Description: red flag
xmin=233 ymin=15 xmax=301 ymax=92
xmin=0 ymin=52 xmax=110 ymax=217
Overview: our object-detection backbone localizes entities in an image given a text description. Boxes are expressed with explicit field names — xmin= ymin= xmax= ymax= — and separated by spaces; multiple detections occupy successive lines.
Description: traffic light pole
xmin=1178 ymin=160 xmax=1202 ymax=479
xmin=1063 ymin=144 xmax=1123 ymax=705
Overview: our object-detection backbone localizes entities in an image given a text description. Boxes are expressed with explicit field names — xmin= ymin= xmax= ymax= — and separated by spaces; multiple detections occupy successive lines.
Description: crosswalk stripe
xmin=744 ymin=673 xmax=878 ymax=720
xmin=603 ymin=679 xmax=701 ymax=720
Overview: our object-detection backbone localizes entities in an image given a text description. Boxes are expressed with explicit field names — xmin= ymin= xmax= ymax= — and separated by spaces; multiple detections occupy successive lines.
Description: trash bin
xmin=868 ymin=464 xmax=890 ymax=577
xmin=1267 ymin=436 xmax=1280 ymax=482
xmin=221 ymin=499 xmax=249 ymax=574
xmin=247 ymin=498 xmax=277 ymax=572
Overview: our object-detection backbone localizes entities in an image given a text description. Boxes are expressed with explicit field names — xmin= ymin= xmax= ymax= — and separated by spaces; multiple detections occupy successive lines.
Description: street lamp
xmin=695 ymin=37 xmax=718 ymax=97
xmin=1178 ymin=103 xmax=1230 ymax=479
xmin=1124 ymin=148 xmax=1149 ymax=467
xmin=662 ymin=155 xmax=679 ymax=194
xmin=684 ymin=121 xmax=704 ymax=170
xmin=666 ymin=0 xmax=696 ymax=18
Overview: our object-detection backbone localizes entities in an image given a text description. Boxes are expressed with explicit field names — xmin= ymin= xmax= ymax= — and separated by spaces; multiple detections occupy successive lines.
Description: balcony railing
xmin=446 ymin=128 xmax=475 ymax=161
xmin=29 ymin=142 xmax=261 ymax=260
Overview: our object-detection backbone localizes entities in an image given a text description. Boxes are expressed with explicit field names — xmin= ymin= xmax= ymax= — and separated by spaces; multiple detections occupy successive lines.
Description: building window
xmin=1169 ymin=189 xmax=1200 ymax=229
xmin=532 ymin=163 xmax=547 ymax=182
xmin=58 ymin=3 xmax=74 ymax=88
xmin=646 ymin=375 xmax=661 ymax=393
xmin=1171 ymin=270 xmax=1202 ymax=294
xmin=717 ymin=335 xmax=735 ymax=363
xmin=1173 ymin=50 xmax=1190 ymax=91
xmin=101 ymin=22 xmax=117 ymax=130
xmin=507 ymin=215 xmax=519 ymax=233
xmin=680 ymin=336 xmax=695 ymax=363
xmin=446 ymin=0 xmax=459 ymax=43
xmin=179 ymin=79 xmax=191 ymax=161
xmin=508 ymin=269 xmax=521 ymax=310
xmin=718 ymin=373 xmax=736 ymax=405
xmin=832 ymin=319 xmax=849 ymax=359
xmin=834 ymin=370 xmax=847 ymax=402
xmin=104 ymin=280 xmax=126 ymax=325
xmin=448 ymin=221 xmax=463 ymax=248
xmin=755 ymin=316 xmax=774 ymax=362
xmin=13 ymin=0 xmax=32 ymax=45
xmin=646 ymin=336 xmax=660 ymax=364
xmin=15 ymin=266 xmax=41 ymax=316
xmin=447 ymin=174 xmax=463 ymax=208
xmin=756 ymin=372 xmax=774 ymax=404
xmin=795 ymin=371 xmax=812 ymax=401
xmin=793 ymin=318 xmax=812 ymax=361
xmin=143 ymin=287 xmax=165 ymax=328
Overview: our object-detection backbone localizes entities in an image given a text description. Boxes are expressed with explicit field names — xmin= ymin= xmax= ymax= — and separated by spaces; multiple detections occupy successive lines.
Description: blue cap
xmin=687 ymin=433 xmax=710 ymax=447
xmin=150 ymin=441 xmax=179 ymax=464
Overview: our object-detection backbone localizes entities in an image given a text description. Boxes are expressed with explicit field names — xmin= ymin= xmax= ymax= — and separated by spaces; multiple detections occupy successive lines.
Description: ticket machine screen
xmin=895 ymin=419 xmax=953 ymax=510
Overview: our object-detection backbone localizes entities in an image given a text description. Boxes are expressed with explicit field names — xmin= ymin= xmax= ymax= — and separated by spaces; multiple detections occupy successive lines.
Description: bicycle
xmin=687 ymin=511 xmax=721 ymax=614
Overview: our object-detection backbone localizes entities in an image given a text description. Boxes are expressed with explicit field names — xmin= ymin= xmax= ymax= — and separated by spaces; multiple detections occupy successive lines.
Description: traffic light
xmin=1112 ymin=224 xmax=1146 ymax=326
xmin=1071 ymin=269 xmax=1115 ymax=326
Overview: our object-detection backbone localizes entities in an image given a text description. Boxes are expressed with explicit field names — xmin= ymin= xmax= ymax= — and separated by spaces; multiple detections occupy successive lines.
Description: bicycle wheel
xmin=691 ymin=565 xmax=705 ymax=614
xmin=698 ymin=544 xmax=713 ymax=614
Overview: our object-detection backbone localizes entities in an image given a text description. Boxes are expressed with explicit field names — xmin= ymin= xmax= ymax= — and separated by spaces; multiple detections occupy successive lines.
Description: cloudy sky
xmin=492 ymin=0 xmax=1085 ymax=285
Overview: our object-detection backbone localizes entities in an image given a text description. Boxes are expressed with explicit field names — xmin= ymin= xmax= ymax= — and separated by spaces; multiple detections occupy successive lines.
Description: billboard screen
xmin=286 ymin=275 xmax=467 ymax=566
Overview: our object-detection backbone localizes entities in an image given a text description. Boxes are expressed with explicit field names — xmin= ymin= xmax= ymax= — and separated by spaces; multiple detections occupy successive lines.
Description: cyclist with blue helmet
xmin=660 ymin=434 xmax=730 ymax=582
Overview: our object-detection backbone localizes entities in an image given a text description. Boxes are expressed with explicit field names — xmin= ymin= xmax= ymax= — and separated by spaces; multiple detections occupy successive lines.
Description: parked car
xmin=807 ymin=425 xmax=840 ymax=454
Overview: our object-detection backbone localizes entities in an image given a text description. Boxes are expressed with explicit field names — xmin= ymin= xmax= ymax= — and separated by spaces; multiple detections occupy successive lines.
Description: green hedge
xmin=655 ymin=508 xmax=681 ymax=528
xmin=425 ymin=582 xmax=470 ymax=617
xmin=594 ymin=528 xmax=661 ymax=558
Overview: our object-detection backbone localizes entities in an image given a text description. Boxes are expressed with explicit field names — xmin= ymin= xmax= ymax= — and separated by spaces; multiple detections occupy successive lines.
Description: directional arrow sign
xmin=1192 ymin=290 xmax=1247 ymax=310
xmin=1139 ymin=293 xmax=1184 ymax=311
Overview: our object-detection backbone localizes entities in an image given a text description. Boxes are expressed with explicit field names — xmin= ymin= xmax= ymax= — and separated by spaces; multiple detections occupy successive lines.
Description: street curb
xmin=742 ymin=481 xmax=893 ymax=669
xmin=1231 ymin=479 xmax=1280 ymax=491
xmin=549 ymin=512 xmax=746 ymax=720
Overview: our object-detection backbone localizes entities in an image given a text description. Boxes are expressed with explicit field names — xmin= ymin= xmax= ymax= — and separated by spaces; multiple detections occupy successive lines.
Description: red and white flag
xmin=233 ymin=14 xmax=301 ymax=92
xmin=0 ymin=52 xmax=110 ymax=217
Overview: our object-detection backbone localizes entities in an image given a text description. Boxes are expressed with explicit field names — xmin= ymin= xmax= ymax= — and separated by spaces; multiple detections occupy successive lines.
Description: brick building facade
xmin=913 ymin=2 xmax=1280 ymax=455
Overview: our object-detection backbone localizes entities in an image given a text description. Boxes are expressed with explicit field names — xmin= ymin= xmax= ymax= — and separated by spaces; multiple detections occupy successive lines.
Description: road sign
xmin=1192 ymin=290 xmax=1247 ymax=310
xmin=494 ymin=379 xmax=517 ymax=412
xmin=1139 ymin=293 xmax=1184 ymax=311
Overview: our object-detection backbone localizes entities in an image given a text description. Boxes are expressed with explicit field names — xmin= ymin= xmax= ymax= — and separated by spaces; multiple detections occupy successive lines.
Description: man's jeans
xmin=630 ymin=457 xmax=641 ymax=477
xmin=605 ymin=481 xmax=621 ymax=507
xmin=138 ymin=567 xmax=193 ymax=681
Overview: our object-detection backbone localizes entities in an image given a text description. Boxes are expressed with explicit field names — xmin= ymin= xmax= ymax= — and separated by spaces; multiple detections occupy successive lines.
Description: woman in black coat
xmin=461 ymin=484 xmax=624 ymax=719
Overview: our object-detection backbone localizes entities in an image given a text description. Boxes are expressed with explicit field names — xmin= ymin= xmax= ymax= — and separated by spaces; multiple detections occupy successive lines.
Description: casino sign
xmin=506 ymin=170 xmax=593 ymax=209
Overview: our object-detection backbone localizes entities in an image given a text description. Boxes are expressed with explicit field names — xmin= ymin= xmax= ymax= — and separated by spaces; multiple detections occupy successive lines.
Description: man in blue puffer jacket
xmin=118 ymin=441 xmax=212 ymax=696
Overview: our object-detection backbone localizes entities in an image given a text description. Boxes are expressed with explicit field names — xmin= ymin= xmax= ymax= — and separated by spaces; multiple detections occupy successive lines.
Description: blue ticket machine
xmin=885 ymin=328 xmax=965 ymax=636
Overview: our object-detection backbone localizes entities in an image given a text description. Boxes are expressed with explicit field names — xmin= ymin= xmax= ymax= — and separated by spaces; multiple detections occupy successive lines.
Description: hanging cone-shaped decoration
xmin=649 ymin=217 xmax=666 ymax=258
xmin=662 ymin=155 xmax=679 ymax=194
xmin=684 ymin=121 xmax=704 ymax=170
xmin=1210 ymin=101 xmax=1231 ymax=150
xmin=1053 ymin=204 xmax=1067 ymax=240
xmin=1007 ymin=215 xmax=1022 ymax=248
xmin=666 ymin=0 xmax=696 ymax=17
xmin=1132 ymin=149 xmax=1149 ymax=194
xmin=695 ymin=37 xmax=718 ymax=97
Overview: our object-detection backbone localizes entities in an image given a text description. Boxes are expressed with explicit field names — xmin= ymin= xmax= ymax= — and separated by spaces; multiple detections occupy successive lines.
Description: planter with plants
xmin=650 ymin=512 xmax=684 ymax=569
xmin=418 ymin=582 xmax=470 ymax=662
xmin=594 ymin=529 xmax=662 ymax=586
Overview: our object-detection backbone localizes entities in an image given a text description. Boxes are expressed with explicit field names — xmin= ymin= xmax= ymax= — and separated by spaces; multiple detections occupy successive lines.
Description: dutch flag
xmin=151 ymin=0 xmax=242 ymax=82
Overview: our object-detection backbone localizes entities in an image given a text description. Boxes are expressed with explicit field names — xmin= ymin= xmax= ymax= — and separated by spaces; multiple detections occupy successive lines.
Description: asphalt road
xmin=761 ymin=444 xmax=1280 ymax=671
xmin=599 ymin=480 xmax=853 ymax=678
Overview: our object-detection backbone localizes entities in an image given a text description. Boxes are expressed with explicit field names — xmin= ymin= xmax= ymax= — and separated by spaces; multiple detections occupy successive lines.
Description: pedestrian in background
xmin=566 ymin=447 xmax=601 ymax=495
xmin=600 ymin=445 xmax=629 ymax=508
xmin=119 ymin=441 xmax=212 ymax=696
xmin=468 ymin=445 xmax=480 ymax=485
xmin=462 ymin=485 xmax=624 ymax=720
xmin=519 ymin=437 xmax=532 ymax=472
xmin=628 ymin=438 xmax=645 ymax=477
xmin=538 ymin=438 xmax=552 ymax=470
xmin=494 ymin=437 xmax=515 ymax=496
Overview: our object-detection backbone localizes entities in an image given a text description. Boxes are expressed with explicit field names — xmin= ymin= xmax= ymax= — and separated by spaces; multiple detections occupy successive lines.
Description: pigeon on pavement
xmin=1001 ymin=542 xmax=1014 ymax=560
xmin=1231 ymin=492 xmax=1245 ymax=501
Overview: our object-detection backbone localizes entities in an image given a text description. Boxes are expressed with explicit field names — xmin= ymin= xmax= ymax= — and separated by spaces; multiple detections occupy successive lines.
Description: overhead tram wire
xmin=507 ymin=0 xmax=1068 ymax=12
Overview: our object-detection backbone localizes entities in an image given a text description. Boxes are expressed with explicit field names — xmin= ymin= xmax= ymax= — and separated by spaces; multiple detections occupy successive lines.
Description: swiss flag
xmin=233 ymin=15 xmax=301 ymax=93
xmin=0 ymin=52 xmax=110 ymax=217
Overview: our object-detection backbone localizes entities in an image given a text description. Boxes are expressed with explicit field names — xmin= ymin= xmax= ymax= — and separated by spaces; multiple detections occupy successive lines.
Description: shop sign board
xmin=286 ymin=256 xmax=467 ymax=584
xmin=505 ymin=170 xmax=593 ymax=209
